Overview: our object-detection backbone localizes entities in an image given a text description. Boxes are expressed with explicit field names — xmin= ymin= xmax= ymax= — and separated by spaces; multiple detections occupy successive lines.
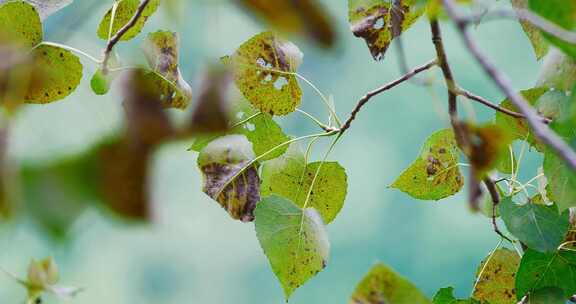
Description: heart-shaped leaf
xmin=472 ymin=248 xmax=520 ymax=304
xmin=516 ymin=249 xmax=576 ymax=299
xmin=97 ymin=0 xmax=160 ymax=41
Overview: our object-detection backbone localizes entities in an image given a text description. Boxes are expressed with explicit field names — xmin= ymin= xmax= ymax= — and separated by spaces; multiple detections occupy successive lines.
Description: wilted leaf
xmin=197 ymin=134 xmax=260 ymax=222
xmin=494 ymin=87 xmax=548 ymax=149
xmin=472 ymin=248 xmax=520 ymax=304
xmin=0 ymin=0 xmax=42 ymax=48
xmin=188 ymin=65 xmax=232 ymax=134
xmin=433 ymin=287 xmax=479 ymax=304
xmin=236 ymin=0 xmax=337 ymax=48
xmin=141 ymin=30 xmax=192 ymax=109
xmin=261 ymin=144 xmax=347 ymax=224
xmin=391 ymin=129 xmax=464 ymax=200
xmin=511 ymin=0 xmax=549 ymax=60
xmin=465 ymin=123 xmax=513 ymax=178
xmin=537 ymin=49 xmax=576 ymax=91
xmin=348 ymin=0 xmax=424 ymax=60
xmin=528 ymin=0 xmax=576 ymax=58
xmin=516 ymin=249 xmax=576 ymax=299
xmin=0 ymin=0 xmax=73 ymax=20
xmin=500 ymin=197 xmax=570 ymax=253
xmin=25 ymin=44 xmax=83 ymax=104
xmin=97 ymin=0 xmax=160 ymax=41
xmin=254 ymin=195 xmax=329 ymax=300
xmin=228 ymin=31 xmax=303 ymax=116
xmin=350 ymin=262 xmax=430 ymax=304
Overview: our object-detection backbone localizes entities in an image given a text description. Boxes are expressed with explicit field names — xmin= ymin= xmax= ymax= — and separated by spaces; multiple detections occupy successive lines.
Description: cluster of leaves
xmin=1 ymin=0 xmax=576 ymax=303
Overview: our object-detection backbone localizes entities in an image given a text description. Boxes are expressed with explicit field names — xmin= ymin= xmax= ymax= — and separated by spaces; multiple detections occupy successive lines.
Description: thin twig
xmin=442 ymin=0 xmax=576 ymax=170
xmin=339 ymin=59 xmax=437 ymax=134
xmin=102 ymin=0 xmax=151 ymax=73
xmin=457 ymin=89 xmax=551 ymax=123
xmin=483 ymin=178 xmax=513 ymax=243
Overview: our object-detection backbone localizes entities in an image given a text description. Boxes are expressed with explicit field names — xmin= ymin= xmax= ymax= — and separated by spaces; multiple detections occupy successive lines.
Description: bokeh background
xmin=0 ymin=0 xmax=545 ymax=303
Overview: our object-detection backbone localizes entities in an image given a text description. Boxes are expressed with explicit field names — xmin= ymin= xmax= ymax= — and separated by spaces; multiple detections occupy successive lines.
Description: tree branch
xmin=102 ymin=0 xmax=151 ymax=73
xmin=442 ymin=0 xmax=576 ymax=170
xmin=457 ymin=89 xmax=551 ymax=123
xmin=339 ymin=59 xmax=437 ymax=134
xmin=483 ymin=178 xmax=513 ymax=243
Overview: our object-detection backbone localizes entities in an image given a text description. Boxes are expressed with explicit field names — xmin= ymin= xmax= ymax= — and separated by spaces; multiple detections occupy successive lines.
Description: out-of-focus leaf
xmin=511 ymin=0 xmax=549 ymax=60
xmin=25 ymin=44 xmax=83 ymax=104
xmin=27 ymin=257 xmax=59 ymax=289
xmin=391 ymin=129 xmax=464 ymax=200
xmin=0 ymin=0 xmax=73 ymax=20
xmin=350 ymin=262 xmax=430 ymax=304
xmin=494 ymin=87 xmax=548 ymax=149
xmin=97 ymin=0 xmax=160 ymax=41
xmin=432 ymin=287 xmax=479 ymax=304
xmin=188 ymin=65 xmax=232 ymax=134
xmin=472 ymin=248 xmax=520 ymax=304
xmin=516 ymin=249 xmax=576 ymax=299
xmin=537 ymin=49 xmax=576 ymax=91
xmin=227 ymin=31 xmax=303 ymax=116
xmin=528 ymin=0 xmax=576 ymax=58
xmin=197 ymin=134 xmax=260 ymax=222
xmin=261 ymin=144 xmax=347 ymax=224
xmin=479 ymin=183 xmax=504 ymax=218
xmin=254 ymin=195 xmax=329 ymax=300
xmin=528 ymin=287 xmax=566 ymax=304
xmin=236 ymin=0 xmax=337 ymax=48
xmin=465 ymin=123 xmax=513 ymax=178
xmin=142 ymin=30 xmax=192 ymax=109
xmin=495 ymin=146 xmax=516 ymax=174
xmin=500 ymin=197 xmax=570 ymax=253
xmin=348 ymin=0 xmax=424 ymax=61
xmin=0 ymin=1 xmax=42 ymax=48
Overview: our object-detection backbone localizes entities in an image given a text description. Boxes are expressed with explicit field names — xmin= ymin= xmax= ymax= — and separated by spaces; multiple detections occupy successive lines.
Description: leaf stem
xmin=230 ymin=112 xmax=262 ymax=129
xmin=295 ymin=109 xmax=334 ymax=132
xmin=36 ymin=42 xmax=101 ymax=64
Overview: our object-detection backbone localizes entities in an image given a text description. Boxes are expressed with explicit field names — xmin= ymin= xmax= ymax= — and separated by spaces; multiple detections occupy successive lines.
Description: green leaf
xmin=494 ymin=87 xmax=548 ymax=149
xmin=25 ymin=44 xmax=83 ymax=104
xmin=516 ymin=249 xmax=576 ymax=299
xmin=227 ymin=31 xmax=303 ymax=116
xmin=97 ymin=0 xmax=160 ymax=41
xmin=125 ymin=68 xmax=191 ymax=110
xmin=350 ymin=262 xmax=430 ymax=304
xmin=236 ymin=0 xmax=336 ymax=48
xmin=500 ymin=197 xmax=570 ymax=253
xmin=197 ymin=134 xmax=260 ymax=222
xmin=142 ymin=30 xmax=192 ymax=109
xmin=0 ymin=0 xmax=73 ymax=20
xmin=0 ymin=0 xmax=42 ymax=48
xmin=261 ymin=144 xmax=348 ymax=224
xmin=536 ymin=49 xmax=576 ymax=91
xmin=479 ymin=183 xmax=503 ymax=218
xmin=472 ymin=248 xmax=520 ymax=304
xmin=254 ymin=195 xmax=329 ymax=300
xmin=511 ymin=0 xmax=549 ymax=60
xmin=543 ymin=148 xmax=576 ymax=213
xmin=495 ymin=147 xmax=516 ymax=175
xmin=432 ymin=287 xmax=479 ymax=304
xmin=528 ymin=0 xmax=576 ymax=58
xmin=528 ymin=287 xmax=566 ymax=304
xmin=90 ymin=69 xmax=111 ymax=95
xmin=348 ymin=0 xmax=424 ymax=60
xmin=391 ymin=129 xmax=464 ymax=200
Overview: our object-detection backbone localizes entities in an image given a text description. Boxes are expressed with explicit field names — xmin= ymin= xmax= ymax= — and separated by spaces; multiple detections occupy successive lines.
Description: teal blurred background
xmin=0 ymin=0 xmax=545 ymax=303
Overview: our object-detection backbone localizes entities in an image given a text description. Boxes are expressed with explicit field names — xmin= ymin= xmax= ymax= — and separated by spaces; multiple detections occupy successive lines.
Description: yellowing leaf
xmin=97 ymin=0 xmax=160 ymax=41
xmin=351 ymin=262 xmax=430 ymax=304
xmin=391 ymin=129 xmax=464 ymax=200
xmin=472 ymin=248 xmax=520 ymax=304
xmin=228 ymin=31 xmax=303 ymax=116
xmin=254 ymin=195 xmax=329 ymax=300
xmin=197 ymin=135 xmax=260 ymax=222
xmin=465 ymin=123 xmax=513 ymax=178
xmin=511 ymin=0 xmax=549 ymax=60
xmin=0 ymin=0 xmax=42 ymax=48
xmin=25 ymin=44 xmax=83 ymax=104
xmin=537 ymin=49 xmax=576 ymax=91
xmin=236 ymin=0 xmax=337 ymax=48
xmin=261 ymin=145 xmax=348 ymax=224
xmin=348 ymin=0 xmax=424 ymax=60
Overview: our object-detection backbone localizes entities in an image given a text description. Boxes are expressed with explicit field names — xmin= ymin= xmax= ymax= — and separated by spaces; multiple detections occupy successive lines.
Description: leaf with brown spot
xmin=141 ymin=30 xmax=192 ymax=109
xmin=227 ymin=31 xmax=303 ymax=116
xmin=261 ymin=144 xmax=348 ymax=224
xmin=391 ymin=129 xmax=464 ymax=200
xmin=0 ymin=0 xmax=42 ymax=48
xmin=351 ymin=262 xmax=430 ymax=304
xmin=472 ymin=248 xmax=520 ymax=304
xmin=254 ymin=195 xmax=329 ymax=300
xmin=197 ymin=134 xmax=260 ymax=222
xmin=464 ymin=123 xmax=514 ymax=178
xmin=236 ymin=0 xmax=337 ymax=48
xmin=348 ymin=0 xmax=424 ymax=61
xmin=188 ymin=65 xmax=232 ymax=134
